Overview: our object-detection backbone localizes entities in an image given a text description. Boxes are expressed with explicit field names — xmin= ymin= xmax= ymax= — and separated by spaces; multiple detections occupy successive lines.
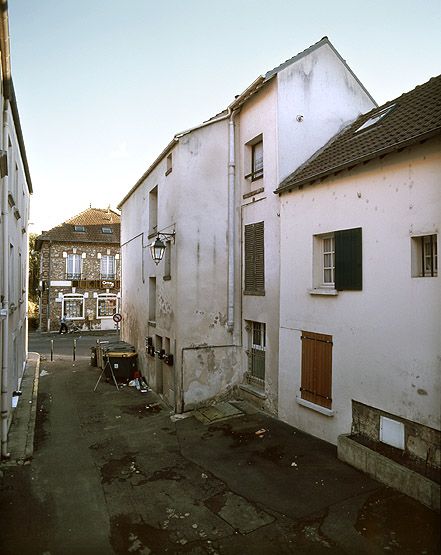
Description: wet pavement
xmin=0 ymin=349 xmax=439 ymax=554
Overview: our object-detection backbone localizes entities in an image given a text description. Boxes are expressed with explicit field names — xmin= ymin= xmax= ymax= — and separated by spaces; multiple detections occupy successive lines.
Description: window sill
xmin=296 ymin=396 xmax=334 ymax=416
xmin=163 ymin=275 xmax=171 ymax=281
xmin=308 ymin=288 xmax=338 ymax=296
xmin=148 ymin=320 xmax=156 ymax=328
xmin=240 ymin=383 xmax=267 ymax=399
xmin=165 ymin=168 xmax=172 ymax=176
xmin=244 ymin=290 xmax=265 ymax=296
xmin=243 ymin=186 xmax=264 ymax=200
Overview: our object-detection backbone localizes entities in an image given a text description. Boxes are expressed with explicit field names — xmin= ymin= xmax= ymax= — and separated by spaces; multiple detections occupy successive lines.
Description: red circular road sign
xmin=113 ymin=313 xmax=122 ymax=323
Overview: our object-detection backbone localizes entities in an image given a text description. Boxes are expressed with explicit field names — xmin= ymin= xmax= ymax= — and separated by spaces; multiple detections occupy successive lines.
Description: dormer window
xmin=102 ymin=227 xmax=113 ymax=234
xmin=74 ymin=225 xmax=85 ymax=232
xmin=355 ymin=105 xmax=395 ymax=133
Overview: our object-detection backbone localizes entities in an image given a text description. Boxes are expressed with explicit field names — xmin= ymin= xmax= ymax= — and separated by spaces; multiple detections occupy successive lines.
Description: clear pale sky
xmin=8 ymin=0 xmax=441 ymax=233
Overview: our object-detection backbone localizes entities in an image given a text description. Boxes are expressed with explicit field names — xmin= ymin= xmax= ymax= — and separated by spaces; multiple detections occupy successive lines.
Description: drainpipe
xmin=227 ymin=109 xmax=238 ymax=333
xmin=1 ymin=108 xmax=10 ymax=459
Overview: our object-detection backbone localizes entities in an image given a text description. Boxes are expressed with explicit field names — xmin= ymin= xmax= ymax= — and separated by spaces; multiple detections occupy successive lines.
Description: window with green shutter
xmin=313 ymin=227 xmax=362 ymax=291
xmin=244 ymin=222 xmax=265 ymax=295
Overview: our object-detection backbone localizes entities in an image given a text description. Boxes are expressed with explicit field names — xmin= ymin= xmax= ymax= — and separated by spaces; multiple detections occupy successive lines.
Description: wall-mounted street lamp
xmin=149 ymin=232 xmax=175 ymax=265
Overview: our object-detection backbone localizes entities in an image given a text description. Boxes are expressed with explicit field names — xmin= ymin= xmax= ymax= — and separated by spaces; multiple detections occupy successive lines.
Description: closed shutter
xmin=301 ymin=331 xmax=332 ymax=409
xmin=244 ymin=222 xmax=265 ymax=294
xmin=335 ymin=227 xmax=362 ymax=291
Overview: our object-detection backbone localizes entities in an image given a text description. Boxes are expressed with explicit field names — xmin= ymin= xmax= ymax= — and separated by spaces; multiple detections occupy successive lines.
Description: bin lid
xmin=105 ymin=351 xmax=138 ymax=358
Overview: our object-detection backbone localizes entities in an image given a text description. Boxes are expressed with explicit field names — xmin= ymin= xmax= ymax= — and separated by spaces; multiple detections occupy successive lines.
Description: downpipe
xmin=227 ymin=109 xmax=238 ymax=333
xmin=1 ymin=110 xmax=10 ymax=459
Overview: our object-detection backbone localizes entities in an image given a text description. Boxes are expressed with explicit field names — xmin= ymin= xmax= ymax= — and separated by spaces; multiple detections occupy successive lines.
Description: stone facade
xmin=36 ymin=208 xmax=121 ymax=332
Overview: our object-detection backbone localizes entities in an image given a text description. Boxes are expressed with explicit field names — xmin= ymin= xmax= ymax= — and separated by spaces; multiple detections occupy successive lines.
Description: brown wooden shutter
xmin=301 ymin=331 xmax=332 ymax=408
xmin=244 ymin=222 xmax=265 ymax=294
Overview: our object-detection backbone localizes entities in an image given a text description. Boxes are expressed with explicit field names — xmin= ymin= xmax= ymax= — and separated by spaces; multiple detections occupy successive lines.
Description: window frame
xmin=246 ymin=321 xmax=266 ymax=387
xmin=96 ymin=293 xmax=119 ymax=318
xmin=411 ymin=234 xmax=438 ymax=277
xmin=62 ymin=293 xmax=85 ymax=320
xmin=100 ymin=255 xmax=116 ymax=279
xmin=66 ymin=253 xmax=82 ymax=280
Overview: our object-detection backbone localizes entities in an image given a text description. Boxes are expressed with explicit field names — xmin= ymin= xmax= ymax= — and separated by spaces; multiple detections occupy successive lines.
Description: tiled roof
xmin=36 ymin=207 xmax=120 ymax=246
xmin=276 ymin=75 xmax=441 ymax=194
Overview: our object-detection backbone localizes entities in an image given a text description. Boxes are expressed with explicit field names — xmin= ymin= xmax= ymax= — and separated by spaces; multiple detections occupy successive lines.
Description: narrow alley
xmin=0 ymin=339 xmax=439 ymax=554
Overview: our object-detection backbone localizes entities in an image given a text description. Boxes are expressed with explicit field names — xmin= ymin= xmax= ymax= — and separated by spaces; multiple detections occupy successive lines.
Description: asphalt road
xmin=29 ymin=331 xmax=120 ymax=360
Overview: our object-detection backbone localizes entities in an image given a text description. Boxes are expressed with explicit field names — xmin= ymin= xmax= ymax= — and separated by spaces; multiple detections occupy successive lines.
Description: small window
xmin=313 ymin=228 xmax=362 ymax=291
xmin=101 ymin=227 xmax=113 ymax=234
xmin=163 ymin=240 xmax=171 ymax=280
xmin=165 ymin=153 xmax=172 ymax=176
xmin=246 ymin=321 xmax=265 ymax=387
xmin=411 ymin=234 xmax=438 ymax=277
xmin=355 ymin=105 xmax=395 ymax=133
xmin=74 ymin=225 xmax=85 ymax=232
xmin=149 ymin=186 xmax=158 ymax=236
xmin=251 ymin=141 xmax=263 ymax=181
xmin=149 ymin=277 xmax=156 ymax=322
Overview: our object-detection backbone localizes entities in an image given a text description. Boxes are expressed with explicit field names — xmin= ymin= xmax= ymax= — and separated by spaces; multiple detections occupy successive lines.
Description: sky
xmin=8 ymin=0 xmax=441 ymax=234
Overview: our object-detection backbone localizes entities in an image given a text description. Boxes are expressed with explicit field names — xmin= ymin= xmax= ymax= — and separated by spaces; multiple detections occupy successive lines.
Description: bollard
xmin=51 ymin=339 xmax=54 ymax=362
xmin=73 ymin=339 xmax=76 ymax=362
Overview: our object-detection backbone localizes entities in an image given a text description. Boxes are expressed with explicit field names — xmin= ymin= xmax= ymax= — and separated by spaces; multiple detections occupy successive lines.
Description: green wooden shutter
xmin=244 ymin=224 xmax=255 ymax=292
xmin=335 ymin=228 xmax=362 ymax=291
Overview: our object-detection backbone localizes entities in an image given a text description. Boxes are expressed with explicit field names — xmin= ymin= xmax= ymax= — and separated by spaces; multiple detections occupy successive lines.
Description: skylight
xmin=74 ymin=225 xmax=85 ymax=232
xmin=356 ymin=104 xmax=395 ymax=133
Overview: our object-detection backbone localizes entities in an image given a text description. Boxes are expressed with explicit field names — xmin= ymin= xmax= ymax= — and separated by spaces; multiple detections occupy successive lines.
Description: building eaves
xmin=276 ymin=75 xmax=441 ymax=195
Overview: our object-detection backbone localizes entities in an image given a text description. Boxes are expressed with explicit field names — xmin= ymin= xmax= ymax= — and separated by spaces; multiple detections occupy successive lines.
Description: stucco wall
xmin=120 ymin=119 xmax=242 ymax=411
xmin=278 ymin=139 xmax=441 ymax=445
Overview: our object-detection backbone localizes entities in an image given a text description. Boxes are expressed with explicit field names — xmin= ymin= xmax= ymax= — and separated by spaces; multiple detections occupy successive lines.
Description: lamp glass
xmin=150 ymin=236 xmax=166 ymax=264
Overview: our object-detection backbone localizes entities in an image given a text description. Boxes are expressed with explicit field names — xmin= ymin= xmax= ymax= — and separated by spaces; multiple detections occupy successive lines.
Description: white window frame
xmin=411 ymin=234 xmax=438 ymax=277
xmin=100 ymin=255 xmax=115 ymax=278
xmin=66 ymin=253 xmax=82 ymax=279
xmin=62 ymin=293 xmax=85 ymax=320
xmin=313 ymin=233 xmax=335 ymax=289
xmin=96 ymin=293 xmax=119 ymax=319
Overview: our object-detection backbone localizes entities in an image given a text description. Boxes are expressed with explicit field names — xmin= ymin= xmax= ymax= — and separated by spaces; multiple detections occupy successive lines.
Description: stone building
xmin=36 ymin=207 xmax=121 ymax=332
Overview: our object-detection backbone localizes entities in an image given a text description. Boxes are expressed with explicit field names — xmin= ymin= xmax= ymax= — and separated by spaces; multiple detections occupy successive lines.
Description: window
xmin=300 ymin=331 xmax=333 ymax=409
xmin=355 ymin=105 xmax=395 ymax=133
xmin=244 ymin=221 xmax=265 ymax=295
xmin=165 ymin=153 xmax=172 ymax=176
xmin=163 ymin=240 xmax=171 ymax=280
xmin=101 ymin=227 xmax=113 ymax=234
xmin=97 ymin=294 xmax=118 ymax=318
xmin=247 ymin=321 xmax=265 ymax=386
xmin=251 ymin=141 xmax=263 ymax=181
xmin=63 ymin=294 xmax=85 ymax=319
xmin=245 ymin=137 xmax=263 ymax=181
xmin=66 ymin=254 xmax=82 ymax=279
xmin=149 ymin=186 xmax=158 ymax=236
xmin=74 ymin=225 xmax=85 ymax=232
xmin=411 ymin=234 xmax=438 ymax=277
xmin=313 ymin=228 xmax=362 ymax=291
xmin=100 ymin=255 xmax=115 ymax=278
xmin=149 ymin=277 xmax=156 ymax=322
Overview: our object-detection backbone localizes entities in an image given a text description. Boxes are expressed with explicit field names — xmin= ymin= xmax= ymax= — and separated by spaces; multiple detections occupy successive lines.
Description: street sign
xmin=113 ymin=313 xmax=122 ymax=323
